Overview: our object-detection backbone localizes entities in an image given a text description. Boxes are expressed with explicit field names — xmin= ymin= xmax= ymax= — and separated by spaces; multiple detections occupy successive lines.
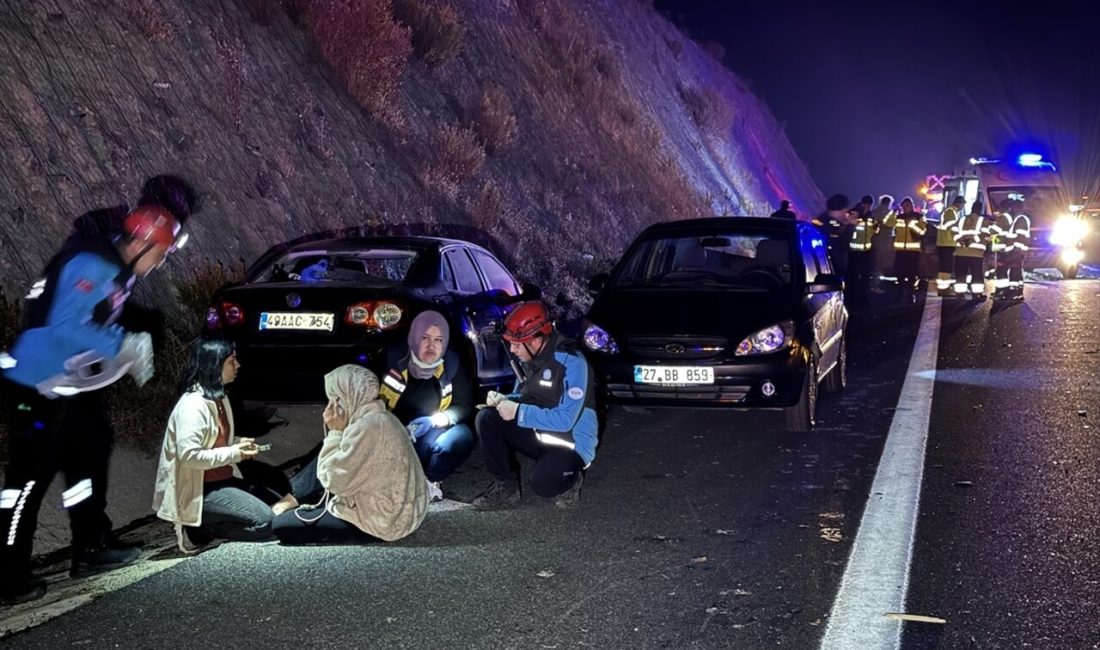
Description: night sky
xmin=654 ymin=0 xmax=1100 ymax=208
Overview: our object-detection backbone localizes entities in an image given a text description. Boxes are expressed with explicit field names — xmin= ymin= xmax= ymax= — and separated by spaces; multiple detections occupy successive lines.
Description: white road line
xmin=820 ymin=296 xmax=942 ymax=650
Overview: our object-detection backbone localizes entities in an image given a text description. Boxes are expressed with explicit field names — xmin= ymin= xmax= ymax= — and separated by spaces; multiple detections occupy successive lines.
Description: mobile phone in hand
xmin=254 ymin=443 xmax=272 ymax=452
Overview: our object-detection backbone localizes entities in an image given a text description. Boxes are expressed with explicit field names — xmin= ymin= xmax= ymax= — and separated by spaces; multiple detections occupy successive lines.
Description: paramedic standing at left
xmin=0 ymin=179 xmax=194 ymax=605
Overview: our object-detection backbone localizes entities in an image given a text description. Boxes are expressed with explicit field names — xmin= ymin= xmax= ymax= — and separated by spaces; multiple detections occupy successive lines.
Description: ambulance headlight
xmin=1050 ymin=216 xmax=1089 ymax=246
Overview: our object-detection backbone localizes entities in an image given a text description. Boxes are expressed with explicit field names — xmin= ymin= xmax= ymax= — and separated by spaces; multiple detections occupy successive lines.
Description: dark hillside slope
xmin=0 ymin=0 xmax=822 ymax=318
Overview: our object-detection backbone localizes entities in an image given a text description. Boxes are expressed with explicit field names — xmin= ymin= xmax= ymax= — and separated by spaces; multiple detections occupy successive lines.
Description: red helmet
xmin=123 ymin=206 xmax=183 ymax=250
xmin=503 ymin=301 xmax=552 ymax=343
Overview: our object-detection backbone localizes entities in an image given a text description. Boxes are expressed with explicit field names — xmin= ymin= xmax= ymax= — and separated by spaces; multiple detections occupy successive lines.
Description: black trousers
xmin=846 ymin=250 xmax=873 ymax=301
xmin=271 ymin=508 xmax=377 ymax=545
xmin=894 ymin=250 xmax=921 ymax=285
xmin=0 ymin=381 xmax=115 ymax=589
xmin=475 ymin=409 xmax=584 ymax=498
xmin=995 ymin=250 xmax=1025 ymax=283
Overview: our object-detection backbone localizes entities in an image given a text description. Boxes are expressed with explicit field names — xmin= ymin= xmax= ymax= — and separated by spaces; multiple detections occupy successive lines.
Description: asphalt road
xmin=2 ymin=280 xmax=1097 ymax=649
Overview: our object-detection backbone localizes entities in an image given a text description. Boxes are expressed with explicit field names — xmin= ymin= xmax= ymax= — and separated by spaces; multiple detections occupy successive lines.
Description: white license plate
xmin=634 ymin=365 xmax=714 ymax=385
xmin=259 ymin=312 xmax=334 ymax=331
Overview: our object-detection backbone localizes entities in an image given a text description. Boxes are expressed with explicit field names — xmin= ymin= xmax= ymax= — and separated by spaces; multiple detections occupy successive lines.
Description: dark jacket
xmin=379 ymin=349 xmax=472 ymax=426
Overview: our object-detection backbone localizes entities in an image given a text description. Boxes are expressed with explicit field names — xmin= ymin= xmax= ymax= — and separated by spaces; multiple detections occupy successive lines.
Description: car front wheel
xmin=784 ymin=358 xmax=817 ymax=432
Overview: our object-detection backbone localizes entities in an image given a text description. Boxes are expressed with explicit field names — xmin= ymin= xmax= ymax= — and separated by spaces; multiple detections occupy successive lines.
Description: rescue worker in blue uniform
xmin=0 ymin=176 xmax=196 ymax=605
xmin=472 ymin=301 xmax=598 ymax=510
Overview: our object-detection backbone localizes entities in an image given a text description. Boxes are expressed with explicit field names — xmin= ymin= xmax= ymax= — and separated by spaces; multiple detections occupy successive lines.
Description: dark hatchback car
xmin=205 ymin=234 xmax=529 ymax=401
xmin=581 ymin=217 xmax=847 ymax=431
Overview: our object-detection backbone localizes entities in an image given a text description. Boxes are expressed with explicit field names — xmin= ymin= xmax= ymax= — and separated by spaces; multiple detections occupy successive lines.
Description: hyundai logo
xmin=286 ymin=293 xmax=302 ymax=308
xmin=664 ymin=343 xmax=686 ymax=355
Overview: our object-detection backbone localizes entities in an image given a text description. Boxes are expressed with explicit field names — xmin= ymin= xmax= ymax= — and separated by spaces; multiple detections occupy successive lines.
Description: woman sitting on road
xmin=272 ymin=365 xmax=428 ymax=545
xmin=378 ymin=310 xmax=475 ymax=501
xmin=152 ymin=338 xmax=297 ymax=554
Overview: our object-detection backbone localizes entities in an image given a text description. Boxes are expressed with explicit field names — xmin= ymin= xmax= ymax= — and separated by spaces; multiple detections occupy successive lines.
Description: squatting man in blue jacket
xmin=0 ymin=175 xmax=197 ymax=606
xmin=472 ymin=301 xmax=599 ymax=510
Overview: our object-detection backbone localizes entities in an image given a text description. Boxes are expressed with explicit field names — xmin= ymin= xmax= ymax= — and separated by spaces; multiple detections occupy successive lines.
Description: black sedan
xmin=581 ymin=217 xmax=847 ymax=431
xmin=205 ymin=234 xmax=530 ymax=401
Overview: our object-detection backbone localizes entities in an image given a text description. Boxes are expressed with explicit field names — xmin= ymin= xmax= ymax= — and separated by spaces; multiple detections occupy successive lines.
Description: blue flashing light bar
xmin=1015 ymin=152 xmax=1057 ymax=171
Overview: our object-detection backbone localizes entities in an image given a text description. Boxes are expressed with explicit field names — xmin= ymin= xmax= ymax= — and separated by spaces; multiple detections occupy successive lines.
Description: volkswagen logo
xmin=286 ymin=293 xmax=302 ymax=308
xmin=664 ymin=343 xmax=686 ymax=355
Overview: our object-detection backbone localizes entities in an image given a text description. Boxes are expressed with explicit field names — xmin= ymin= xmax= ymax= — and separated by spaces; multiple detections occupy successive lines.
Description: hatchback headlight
xmin=735 ymin=321 xmax=794 ymax=356
xmin=582 ymin=322 xmax=619 ymax=353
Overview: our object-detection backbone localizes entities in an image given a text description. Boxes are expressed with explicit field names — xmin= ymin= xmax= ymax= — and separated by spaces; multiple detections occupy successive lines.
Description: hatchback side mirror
xmin=809 ymin=272 xmax=844 ymax=293
xmin=588 ymin=272 xmax=609 ymax=295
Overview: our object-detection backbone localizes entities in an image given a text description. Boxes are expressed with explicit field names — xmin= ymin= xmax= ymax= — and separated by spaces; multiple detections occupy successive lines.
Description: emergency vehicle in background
xmin=940 ymin=153 xmax=1090 ymax=279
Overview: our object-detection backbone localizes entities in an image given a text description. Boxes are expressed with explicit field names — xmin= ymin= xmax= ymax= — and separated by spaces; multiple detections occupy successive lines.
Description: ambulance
xmin=941 ymin=153 xmax=1090 ymax=278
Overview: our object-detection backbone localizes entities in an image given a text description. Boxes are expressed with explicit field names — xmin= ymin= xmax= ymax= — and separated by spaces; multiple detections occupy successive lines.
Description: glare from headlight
xmin=1061 ymin=248 xmax=1085 ymax=265
xmin=735 ymin=322 xmax=793 ymax=356
xmin=1051 ymin=216 xmax=1089 ymax=246
xmin=583 ymin=323 xmax=619 ymax=353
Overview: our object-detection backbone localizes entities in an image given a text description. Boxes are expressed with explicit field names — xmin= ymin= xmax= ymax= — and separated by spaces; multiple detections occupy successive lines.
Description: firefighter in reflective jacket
xmin=953 ymin=200 xmax=988 ymax=299
xmin=935 ymin=196 xmax=964 ymax=296
xmin=846 ymin=195 xmax=876 ymax=302
xmin=472 ymin=301 xmax=598 ymax=510
xmin=1000 ymin=213 xmax=1031 ymax=300
xmin=884 ymin=196 xmax=926 ymax=300
xmin=988 ymin=207 xmax=1014 ymax=299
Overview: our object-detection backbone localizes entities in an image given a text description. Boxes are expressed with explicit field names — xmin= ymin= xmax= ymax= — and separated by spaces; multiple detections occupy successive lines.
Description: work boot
xmin=0 ymin=579 xmax=47 ymax=607
xmin=554 ymin=472 xmax=584 ymax=510
xmin=472 ymin=479 xmax=521 ymax=510
xmin=70 ymin=542 xmax=141 ymax=578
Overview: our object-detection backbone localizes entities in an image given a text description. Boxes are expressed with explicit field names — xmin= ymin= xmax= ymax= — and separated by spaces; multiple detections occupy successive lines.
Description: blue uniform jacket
xmin=507 ymin=334 xmax=599 ymax=465
xmin=4 ymin=247 xmax=132 ymax=390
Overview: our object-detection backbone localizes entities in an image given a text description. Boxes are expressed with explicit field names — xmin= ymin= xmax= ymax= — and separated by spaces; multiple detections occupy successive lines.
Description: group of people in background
xmin=774 ymin=191 xmax=1031 ymax=303
xmin=1 ymin=175 xmax=598 ymax=606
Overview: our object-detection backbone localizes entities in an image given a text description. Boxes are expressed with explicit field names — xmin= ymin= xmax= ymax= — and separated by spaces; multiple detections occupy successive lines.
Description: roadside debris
xmin=820 ymin=528 xmax=842 ymax=543
xmin=955 ymin=480 xmax=973 ymax=488
xmin=536 ymin=569 xmax=555 ymax=578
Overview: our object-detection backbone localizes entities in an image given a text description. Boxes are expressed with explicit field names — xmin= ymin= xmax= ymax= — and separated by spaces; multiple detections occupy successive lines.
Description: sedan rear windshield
xmin=614 ymin=233 xmax=793 ymax=289
xmin=255 ymin=248 xmax=419 ymax=284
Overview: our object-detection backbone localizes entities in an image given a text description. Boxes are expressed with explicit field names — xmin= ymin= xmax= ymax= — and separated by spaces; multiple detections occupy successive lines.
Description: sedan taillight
xmin=206 ymin=302 xmax=245 ymax=330
xmin=223 ymin=302 xmax=245 ymax=326
xmin=345 ymin=301 xmax=403 ymax=329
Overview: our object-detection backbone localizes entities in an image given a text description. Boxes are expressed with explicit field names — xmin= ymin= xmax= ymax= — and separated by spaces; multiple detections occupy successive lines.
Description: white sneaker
xmin=427 ymin=480 xmax=443 ymax=502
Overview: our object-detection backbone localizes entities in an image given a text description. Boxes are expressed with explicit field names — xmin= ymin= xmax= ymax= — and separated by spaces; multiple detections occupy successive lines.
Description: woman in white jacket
xmin=152 ymin=338 xmax=296 ymax=553
xmin=273 ymin=365 xmax=428 ymax=544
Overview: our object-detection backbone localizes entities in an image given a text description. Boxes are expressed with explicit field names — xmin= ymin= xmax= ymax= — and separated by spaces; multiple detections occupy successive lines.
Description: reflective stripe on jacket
xmin=888 ymin=210 xmax=926 ymax=250
xmin=937 ymin=206 xmax=961 ymax=248
xmin=1008 ymin=214 xmax=1031 ymax=252
xmin=849 ymin=218 xmax=876 ymax=251
xmin=953 ymin=213 xmax=987 ymax=258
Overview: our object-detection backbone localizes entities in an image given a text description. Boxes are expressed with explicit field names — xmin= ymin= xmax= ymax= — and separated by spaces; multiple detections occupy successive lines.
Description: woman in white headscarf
xmin=272 ymin=365 xmax=428 ymax=544
xmin=378 ymin=310 xmax=475 ymax=502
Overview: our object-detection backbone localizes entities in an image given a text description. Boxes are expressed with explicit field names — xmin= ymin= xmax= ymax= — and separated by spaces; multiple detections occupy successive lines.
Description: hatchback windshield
xmin=255 ymin=248 xmax=419 ymax=283
xmin=613 ymin=232 xmax=793 ymax=289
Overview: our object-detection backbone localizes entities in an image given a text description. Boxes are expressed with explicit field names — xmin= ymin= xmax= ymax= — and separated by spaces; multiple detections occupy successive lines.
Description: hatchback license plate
xmin=259 ymin=312 xmax=334 ymax=331
xmin=634 ymin=365 xmax=713 ymax=385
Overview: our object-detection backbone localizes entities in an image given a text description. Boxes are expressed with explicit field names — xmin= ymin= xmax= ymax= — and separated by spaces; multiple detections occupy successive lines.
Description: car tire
xmin=822 ymin=336 xmax=847 ymax=393
xmin=784 ymin=358 xmax=817 ymax=432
